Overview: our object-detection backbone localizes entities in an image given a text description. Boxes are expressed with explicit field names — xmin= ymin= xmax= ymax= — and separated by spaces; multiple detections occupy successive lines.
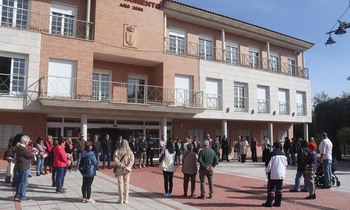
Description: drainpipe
xmin=222 ymin=29 xmax=225 ymax=62
xmin=164 ymin=13 xmax=167 ymax=52
xmin=266 ymin=41 xmax=270 ymax=70
xmin=86 ymin=0 xmax=91 ymax=40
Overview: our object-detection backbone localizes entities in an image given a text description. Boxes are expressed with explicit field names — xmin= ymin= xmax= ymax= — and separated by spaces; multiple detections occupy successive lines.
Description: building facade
xmin=0 ymin=0 xmax=313 ymax=155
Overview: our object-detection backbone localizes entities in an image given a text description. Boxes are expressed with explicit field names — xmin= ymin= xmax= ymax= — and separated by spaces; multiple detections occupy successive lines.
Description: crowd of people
xmin=4 ymin=131 xmax=334 ymax=207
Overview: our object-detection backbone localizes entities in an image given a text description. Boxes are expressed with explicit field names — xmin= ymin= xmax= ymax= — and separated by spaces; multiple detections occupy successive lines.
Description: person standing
xmin=75 ymin=135 xmax=85 ymax=171
xmin=159 ymin=140 xmax=176 ymax=198
xmin=35 ymin=137 xmax=46 ymax=176
xmin=14 ymin=135 xmax=34 ymax=202
xmin=262 ymin=142 xmax=288 ymax=207
xmin=138 ymin=135 xmax=147 ymax=168
xmin=114 ymin=140 xmax=135 ymax=204
xmin=289 ymin=139 xmax=308 ymax=192
xmin=146 ymin=135 xmax=155 ymax=167
xmin=251 ymin=137 xmax=258 ymax=162
xmin=197 ymin=140 xmax=219 ymax=199
xmin=182 ymin=144 xmax=198 ymax=197
xmin=283 ymin=137 xmax=291 ymax=165
xmin=81 ymin=141 xmax=98 ymax=203
xmin=239 ymin=137 xmax=249 ymax=163
xmin=115 ymin=135 xmax=123 ymax=152
xmin=221 ymin=136 xmax=229 ymax=162
xmin=44 ymin=135 xmax=53 ymax=174
xmin=290 ymin=138 xmax=298 ymax=165
xmin=304 ymin=141 xmax=318 ymax=199
xmin=262 ymin=136 xmax=271 ymax=162
xmin=91 ymin=135 xmax=102 ymax=170
xmin=319 ymin=132 xmax=333 ymax=188
xmin=65 ymin=137 xmax=74 ymax=172
xmin=129 ymin=137 xmax=138 ymax=169
xmin=211 ymin=136 xmax=221 ymax=161
xmin=54 ymin=137 xmax=68 ymax=193
xmin=159 ymin=135 xmax=167 ymax=155
xmin=101 ymin=134 xmax=112 ymax=169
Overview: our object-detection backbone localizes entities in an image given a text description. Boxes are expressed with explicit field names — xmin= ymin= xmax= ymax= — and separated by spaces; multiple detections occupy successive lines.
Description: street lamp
xmin=325 ymin=20 xmax=350 ymax=46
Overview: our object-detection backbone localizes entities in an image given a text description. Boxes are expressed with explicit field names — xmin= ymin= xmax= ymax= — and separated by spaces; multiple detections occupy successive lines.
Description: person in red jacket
xmin=53 ymin=137 xmax=68 ymax=193
xmin=44 ymin=136 xmax=53 ymax=174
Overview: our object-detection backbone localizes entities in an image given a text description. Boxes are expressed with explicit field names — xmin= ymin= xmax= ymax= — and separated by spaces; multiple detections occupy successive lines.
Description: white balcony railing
xmin=206 ymin=94 xmax=222 ymax=110
xmin=257 ymin=99 xmax=270 ymax=113
xmin=234 ymin=97 xmax=248 ymax=112
xmin=0 ymin=73 xmax=27 ymax=97
xmin=279 ymin=102 xmax=290 ymax=115
xmin=297 ymin=103 xmax=307 ymax=116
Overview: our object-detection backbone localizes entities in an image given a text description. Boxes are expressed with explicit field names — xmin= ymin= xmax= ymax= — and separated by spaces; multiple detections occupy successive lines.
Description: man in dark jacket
xmin=129 ymin=137 xmax=138 ymax=168
xmin=75 ymin=135 xmax=85 ymax=171
xmin=101 ymin=134 xmax=112 ymax=169
xmin=146 ymin=135 xmax=155 ymax=167
xmin=197 ymin=140 xmax=218 ymax=199
xmin=14 ymin=135 xmax=34 ymax=202
xmin=138 ymin=135 xmax=148 ymax=168
xmin=91 ymin=134 xmax=102 ymax=170
xmin=289 ymin=139 xmax=308 ymax=192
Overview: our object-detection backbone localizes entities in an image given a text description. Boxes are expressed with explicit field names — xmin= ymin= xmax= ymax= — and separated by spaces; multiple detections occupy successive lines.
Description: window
xmin=278 ymin=89 xmax=290 ymax=115
xmin=234 ymin=82 xmax=248 ymax=111
xmin=169 ymin=29 xmax=185 ymax=55
xmin=48 ymin=59 xmax=76 ymax=98
xmin=249 ymin=48 xmax=260 ymax=69
xmin=257 ymin=86 xmax=269 ymax=113
xmin=199 ymin=36 xmax=213 ymax=60
xmin=0 ymin=55 xmax=26 ymax=96
xmin=128 ymin=75 xmax=146 ymax=103
xmin=296 ymin=91 xmax=306 ymax=115
xmin=92 ymin=72 xmax=110 ymax=101
xmin=226 ymin=42 xmax=239 ymax=65
xmin=1 ymin=0 xmax=29 ymax=29
xmin=206 ymin=79 xmax=221 ymax=110
xmin=175 ymin=75 xmax=192 ymax=107
xmin=50 ymin=3 xmax=76 ymax=37
xmin=269 ymin=53 xmax=280 ymax=73
xmin=288 ymin=58 xmax=297 ymax=76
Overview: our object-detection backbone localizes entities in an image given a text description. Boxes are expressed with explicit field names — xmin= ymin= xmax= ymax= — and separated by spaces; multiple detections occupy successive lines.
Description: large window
xmin=48 ymin=59 xmax=76 ymax=98
xmin=288 ymin=58 xmax=297 ymax=76
xmin=278 ymin=89 xmax=290 ymax=115
xmin=175 ymin=75 xmax=192 ymax=107
xmin=269 ymin=53 xmax=280 ymax=73
xmin=50 ymin=3 xmax=76 ymax=37
xmin=206 ymin=79 xmax=221 ymax=110
xmin=199 ymin=36 xmax=213 ymax=60
xmin=226 ymin=42 xmax=239 ymax=65
xmin=257 ymin=86 xmax=269 ymax=113
xmin=128 ymin=75 xmax=146 ymax=103
xmin=0 ymin=55 xmax=26 ymax=96
xmin=249 ymin=48 xmax=260 ymax=69
xmin=169 ymin=29 xmax=185 ymax=55
xmin=234 ymin=82 xmax=248 ymax=111
xmin=92 ymin=72 xmax=110 ymax=101
xmin=296 ymin=91 xmax=306 ymax=116
xmin=1 ymin=0 xmax=29 ymax=29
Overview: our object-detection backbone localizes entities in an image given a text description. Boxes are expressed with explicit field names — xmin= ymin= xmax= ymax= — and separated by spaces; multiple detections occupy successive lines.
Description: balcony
xmin=234 ymin=97 xmax=248 ymax=112
xmin=206 ymin=94 xmax=222 ymax=110
xmin=297 ymin=103 xmax=307 ymax=116
xmin=279 ymin=102 xmax=290 ymax=115
xmin=0 ymin=73 xmax=27 ymax=97
xmin=257 ymin=99 xmax=270 ymax=113
xmin=164 ymin=37 xmax=309 ymax=79
xmin=0 ymin=4 xmax=93 ymax=40
xmin=37 ymin=76 xmax=204 ymax=110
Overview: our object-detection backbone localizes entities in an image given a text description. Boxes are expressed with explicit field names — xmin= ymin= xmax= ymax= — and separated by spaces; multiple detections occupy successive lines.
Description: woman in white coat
xmin=159 ymin=140 xmax=176 ymax=198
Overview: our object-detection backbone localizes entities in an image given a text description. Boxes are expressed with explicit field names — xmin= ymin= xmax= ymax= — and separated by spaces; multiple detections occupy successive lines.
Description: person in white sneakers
xmin=159 ymin=140 xmax=176 ymax=198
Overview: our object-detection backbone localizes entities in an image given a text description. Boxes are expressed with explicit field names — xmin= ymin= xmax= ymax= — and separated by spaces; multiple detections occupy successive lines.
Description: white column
xmin=81 ymin=114 xmax=87 ymax=141
xmin=304 ymin=122 xmax=309 ymax=141
xmin=161 ymin=117 xmax=167 ymax=140
xmin=222 ymin=29 xmax=226 ymax=62
xmin=268 ymin=122 xmax=273 ymax=142
xmin=266 ymin=41 xmax=270 ymax=69
xmin=222 ymin=120 xmax=227 ymax=137
xmin=86 ymin=0 xmax=91 ymax=40
xmin=164 ymin=13 xmax=167 ymax=52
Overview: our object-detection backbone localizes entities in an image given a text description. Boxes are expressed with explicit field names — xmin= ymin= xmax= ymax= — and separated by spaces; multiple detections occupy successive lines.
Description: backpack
xmin=79 ymin=157 xmax=91 ymax=175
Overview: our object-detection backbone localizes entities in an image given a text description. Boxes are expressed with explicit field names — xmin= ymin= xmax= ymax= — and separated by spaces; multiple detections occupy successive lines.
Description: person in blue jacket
xmin=81 ymin=141 xmax=98 ymax=203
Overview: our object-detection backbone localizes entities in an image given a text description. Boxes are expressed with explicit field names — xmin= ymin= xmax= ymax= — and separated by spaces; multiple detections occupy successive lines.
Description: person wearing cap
xmin=197 ymin=140 xmax=219 ymax=199
xmin=262 ymin=142 xmax=288 ymax=207
xmin=304 ymin=141 xmax=318 ymax=199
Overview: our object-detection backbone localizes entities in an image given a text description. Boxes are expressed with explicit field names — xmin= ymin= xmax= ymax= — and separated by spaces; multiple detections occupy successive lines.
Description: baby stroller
xmin=314 ymin=160 xmax=341 ymax=187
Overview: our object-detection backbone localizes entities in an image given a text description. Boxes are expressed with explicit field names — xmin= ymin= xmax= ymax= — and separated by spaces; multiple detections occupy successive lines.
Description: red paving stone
xmin=101 ymin=165 xmax=348 ymax=210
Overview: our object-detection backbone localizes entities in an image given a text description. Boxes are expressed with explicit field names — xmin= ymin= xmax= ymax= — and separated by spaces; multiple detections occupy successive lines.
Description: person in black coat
xmin=146 ymin=135 xmax=155 ymax=167
xmin=91 ymin=135 xmax=102 ymax=170
xmin=101 ymin=134 xmax=112 ymax=169
xmin=221 ymin=136 xmax=229 ymax=162
xmin=129 ymin=137 xmax=138 ymax=168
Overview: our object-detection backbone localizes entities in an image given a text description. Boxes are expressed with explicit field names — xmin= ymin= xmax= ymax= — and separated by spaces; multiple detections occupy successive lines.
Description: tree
xmin=340 ymin=91 xmax=350 ymax=98
xmin=336 ymin=127 xmax=350 ymax=145
xmin=312 ymin=91 xmax=331 ymax=109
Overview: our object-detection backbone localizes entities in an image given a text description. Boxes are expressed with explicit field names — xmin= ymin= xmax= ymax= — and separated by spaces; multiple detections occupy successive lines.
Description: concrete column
xmin=268 ymin=122 xmax=273 ymax=142
xmin=304 ymin=122 xmax=309 ymax=141
xmin=164 ymin=13 xmax=167 ymax=52
xmin=222 ymin=119 xmax=227 ymax=137
xmin=86 ymin=0 xmax=91 ymax=40
xmin=81 ymin=114 xmax=87 ymax=141
xmin=222 ymin=29 xmax=226 ymax=62
xmin=161 ymin=117 xmax=167 ymax=140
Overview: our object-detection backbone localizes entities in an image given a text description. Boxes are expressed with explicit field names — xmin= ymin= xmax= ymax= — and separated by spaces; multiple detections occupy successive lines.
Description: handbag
xmin=160 ymin=159 xmax=166 ymax=169
xmin=305 ymin=165 xmax=313 ymax=174
xmin=113 ymin=155 xmax=125 ymax=173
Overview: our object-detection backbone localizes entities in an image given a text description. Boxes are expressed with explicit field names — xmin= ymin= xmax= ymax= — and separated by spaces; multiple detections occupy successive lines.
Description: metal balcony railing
xmin=0 ymin=4 xmax=93 ymax=40
xmin=257 ymin=99 xmax=270 ymax=113
xmin=0 ymin=73 xmax=27 ymax=97
xmin=164 ymin=37 xmax=309 ymax=79
xmin=38 ymin=76 xmax=204 ymax=108
xmin=297 ymin=103 xmax=307 ymax=116
xmin=234 ymin=97 xmax=248 ymax=112
xmin=279 ymin=102 xmax=290 ymax=115
xmin=206 ymin=94 xmax=222 ymax=110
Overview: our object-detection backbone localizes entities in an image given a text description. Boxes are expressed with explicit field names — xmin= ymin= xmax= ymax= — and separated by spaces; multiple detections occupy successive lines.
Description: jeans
xmin=76 ymin=152 xmax=82 ymax=171
xmin=82 ymin=176 xmax=94 ymax=199
xmin=52 ymin=166 xmax=57 ymax=186
xmin=266 ymin=179 xmax=283 ymax=206
xmin=102 ymin=152 xmax=111 ymax=168
xmin=56 ymin=167 xmax=66 ymax=192
xmin=290 ymin=152 xmax=296 ymax=165
xmin=15 ymin=169 xmax=30 ymax=200
xmin=36 ymin=156 xmax=44 ymax=173
xmin=292 ymin=171 xmax=308 ymax=191
xmin=95 ymin=153 xmax=101 ymax=168
xmin=199 ymin=169 xmax=213 ymax=196
xmin=323 ymin=159 xmax=332 ymax=187
xmin=163 ymin=171 xmax=174 ymax=194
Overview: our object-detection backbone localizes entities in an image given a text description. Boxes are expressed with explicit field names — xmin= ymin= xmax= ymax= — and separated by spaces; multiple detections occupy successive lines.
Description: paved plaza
xmin=0 ymin=159 xmax=349 ymax=210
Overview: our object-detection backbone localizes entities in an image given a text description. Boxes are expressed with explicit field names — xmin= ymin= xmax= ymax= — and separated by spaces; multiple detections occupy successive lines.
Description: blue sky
xmin=175 ymin=0 xmax=350 ymax=98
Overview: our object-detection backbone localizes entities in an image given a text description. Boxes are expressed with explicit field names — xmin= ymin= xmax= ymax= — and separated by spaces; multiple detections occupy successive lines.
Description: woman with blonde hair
xmin=113 ymin=139 xmax=134 ymax=204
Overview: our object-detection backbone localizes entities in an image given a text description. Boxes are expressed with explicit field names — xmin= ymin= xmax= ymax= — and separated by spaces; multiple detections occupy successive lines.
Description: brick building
xmin=0 ymin=0 xmax=313 ymax=156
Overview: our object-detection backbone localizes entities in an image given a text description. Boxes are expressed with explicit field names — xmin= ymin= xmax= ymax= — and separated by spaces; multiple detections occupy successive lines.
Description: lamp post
xmin=325 ymin=20 xmax=350 ymax=46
